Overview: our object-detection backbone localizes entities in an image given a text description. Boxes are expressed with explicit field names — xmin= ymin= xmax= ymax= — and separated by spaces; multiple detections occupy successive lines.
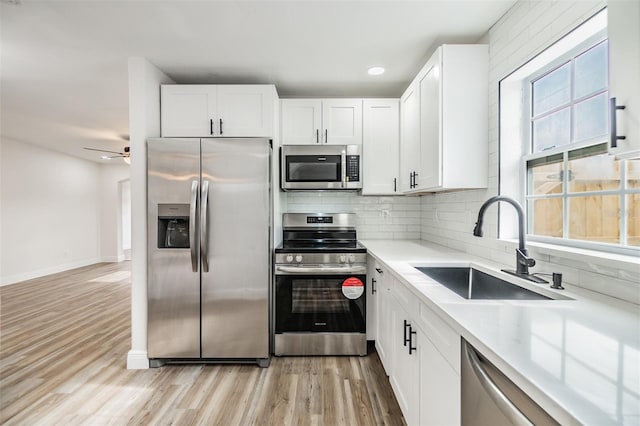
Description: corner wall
xmin=420 ymin=1 xmax=639 ymax=304
xmin=127 ymin=58 xmax=174 ymax=369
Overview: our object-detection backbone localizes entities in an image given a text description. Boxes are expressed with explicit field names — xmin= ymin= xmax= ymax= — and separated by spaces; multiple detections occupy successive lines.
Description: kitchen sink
xmin=415 ymin=266 xmax=553 ymax=300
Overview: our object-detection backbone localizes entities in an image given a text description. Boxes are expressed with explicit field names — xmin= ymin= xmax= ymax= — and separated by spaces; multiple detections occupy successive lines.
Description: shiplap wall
xmin=420 ymin=0 xmax=640 ymax=304
xmin=287 ymin=193 xmax=421 ymax=240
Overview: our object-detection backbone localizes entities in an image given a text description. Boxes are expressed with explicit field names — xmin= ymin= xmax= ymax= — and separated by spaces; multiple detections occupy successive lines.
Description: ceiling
xmin=0 ymin=0 xmax=516 ymax=163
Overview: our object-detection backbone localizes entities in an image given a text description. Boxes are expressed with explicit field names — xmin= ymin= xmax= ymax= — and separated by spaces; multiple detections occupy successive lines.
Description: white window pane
xmin=533 ymin=63 xmax=571 ymax=116
xmin=533 ymin=108 xmax=570 ymax=152
xmin=574 ymin=41 xmax=608 ymax=99
xmin=568 ymin=149 xmax=620 ymax=193
xmin=569 ymin=195 xmax=620 ymax=244
xmin=574 ymin=93 xmax=608 ymax=142
xmin=529 ymin=198 xmax=563 ymax=237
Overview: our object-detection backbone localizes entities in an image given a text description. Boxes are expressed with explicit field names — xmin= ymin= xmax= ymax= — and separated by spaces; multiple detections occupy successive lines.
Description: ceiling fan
xmin=83 ymin=146 xmax=130 ymax=164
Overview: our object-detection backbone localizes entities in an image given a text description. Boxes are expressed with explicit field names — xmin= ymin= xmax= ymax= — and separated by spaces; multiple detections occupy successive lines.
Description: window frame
xmin=520 ymin=32 xmax=640 ymax=256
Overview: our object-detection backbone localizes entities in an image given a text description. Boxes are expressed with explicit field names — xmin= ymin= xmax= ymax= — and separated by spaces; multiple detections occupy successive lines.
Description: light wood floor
xmin=0 ymin=262 xmax=404 ymax=425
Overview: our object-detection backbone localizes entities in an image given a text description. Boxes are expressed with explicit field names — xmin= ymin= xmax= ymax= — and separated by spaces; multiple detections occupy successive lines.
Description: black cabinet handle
xmin=393 ymin=177 xmax=397 ymax=192
xmin=610 ymin=97 xmax=627 ymax=148
xmin=210 ymin=119 xmax=214 ymax=135
xmin=403 ymin=320 xmax=411 ymax=346
xmin=316 ymin=129 xmax=319 ymax=144
xmin=219 ymin=118 xmax=223 ymax=135
xmin=324 ymin=129 xmax=328 ymax=144
xmin=409 ymin=327 xmax=417 ymax=354
xmin=375 ymin=268 xmax=383 ymax=274
xmin=371 ymin=277 xmax=377 ymax=294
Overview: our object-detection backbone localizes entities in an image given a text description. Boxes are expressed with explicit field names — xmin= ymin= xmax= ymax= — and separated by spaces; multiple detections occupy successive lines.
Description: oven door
xmin=275 ymin=273 xmax=366 ymax=334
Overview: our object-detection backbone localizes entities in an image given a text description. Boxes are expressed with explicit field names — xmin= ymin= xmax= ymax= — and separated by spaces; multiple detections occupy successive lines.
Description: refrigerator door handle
xmin=189 ymin=180 xmax=199 ymax=272
xmin=200 ymin=180 xmax=210 ymax=273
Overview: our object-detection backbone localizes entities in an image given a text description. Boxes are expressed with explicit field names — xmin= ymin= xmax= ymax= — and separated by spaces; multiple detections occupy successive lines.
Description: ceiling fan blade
xmin=83 ymin=147 xmax=123 ymax=155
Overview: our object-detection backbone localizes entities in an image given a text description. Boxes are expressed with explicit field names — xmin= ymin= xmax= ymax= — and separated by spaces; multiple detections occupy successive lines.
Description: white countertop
xmin=361 ymin=239 xmax=640 ymax=426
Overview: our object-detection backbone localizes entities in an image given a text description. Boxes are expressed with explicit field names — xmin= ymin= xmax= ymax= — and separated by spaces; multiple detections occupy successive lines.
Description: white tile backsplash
xmin=286 ymin=192 xmax=421 ymax=240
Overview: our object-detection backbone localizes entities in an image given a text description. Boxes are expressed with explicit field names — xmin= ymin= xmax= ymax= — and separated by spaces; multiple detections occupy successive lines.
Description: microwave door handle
xmin=200 ymin=180 xmax=210 ymax=273
xmin=189 ymin=180 xmax=199 ymax=272
xmin=341 ymin=150 xmax=347 ymax=188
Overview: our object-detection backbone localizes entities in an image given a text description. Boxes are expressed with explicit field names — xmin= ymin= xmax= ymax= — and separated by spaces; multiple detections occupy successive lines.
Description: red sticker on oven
xmin=342 ymin=277 xmax=364 ymax=299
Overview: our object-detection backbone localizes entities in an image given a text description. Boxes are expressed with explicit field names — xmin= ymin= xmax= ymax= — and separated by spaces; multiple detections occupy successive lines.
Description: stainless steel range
xmin=274 ymin=213 xmax=367 ymax=356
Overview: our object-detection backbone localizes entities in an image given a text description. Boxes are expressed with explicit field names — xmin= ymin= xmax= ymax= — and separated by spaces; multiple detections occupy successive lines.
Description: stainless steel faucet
xmin=473 ymin=196 xmax=547 ymax=284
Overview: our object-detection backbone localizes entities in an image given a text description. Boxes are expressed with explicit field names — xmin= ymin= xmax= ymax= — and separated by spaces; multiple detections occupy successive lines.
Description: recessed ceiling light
xmin=368 ymin=66 xmax=385 ymax=76
xmin=101 ymin=155 xmax=111 ymax=160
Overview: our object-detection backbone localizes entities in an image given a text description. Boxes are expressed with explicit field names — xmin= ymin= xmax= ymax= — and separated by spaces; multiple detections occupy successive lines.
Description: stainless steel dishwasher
xmin=461 ymin=339 xmax=559 ymax=425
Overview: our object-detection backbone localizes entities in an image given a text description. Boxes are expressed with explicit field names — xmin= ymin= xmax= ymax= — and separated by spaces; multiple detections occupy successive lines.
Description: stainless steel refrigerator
xmin=147 ymin=137 xmax=271 ymax=367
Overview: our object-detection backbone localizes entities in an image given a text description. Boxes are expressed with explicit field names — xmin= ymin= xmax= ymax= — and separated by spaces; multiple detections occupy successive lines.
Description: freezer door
xmin=201 ymin=138 xmax=271 ymax=359
xmin=147 ymin=138 xmax=201 ymax=359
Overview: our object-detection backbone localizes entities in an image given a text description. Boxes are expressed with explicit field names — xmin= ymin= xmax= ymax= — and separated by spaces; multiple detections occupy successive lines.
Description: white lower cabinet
xmin=378 ymin=272 xmax=461 ymax=425
xmin=366 ymin=256 xmax=379 ymax=340
xmin=419 ymin=331 xmax=460 ymax=425
xmin=389 ymin=299 xmax=420 ymax=426
xmin=375 ymin=268 xmax=393 ymax=374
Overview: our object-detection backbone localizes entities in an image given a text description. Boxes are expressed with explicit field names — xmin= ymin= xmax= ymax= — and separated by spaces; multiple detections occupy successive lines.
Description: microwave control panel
xmin=346 ymin=155 xmax=360 ymax=182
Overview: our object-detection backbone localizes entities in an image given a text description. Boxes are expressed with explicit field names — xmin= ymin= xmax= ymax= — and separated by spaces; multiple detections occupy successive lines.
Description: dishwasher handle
xmin=463 ymin=342 xmax=533 ymax=426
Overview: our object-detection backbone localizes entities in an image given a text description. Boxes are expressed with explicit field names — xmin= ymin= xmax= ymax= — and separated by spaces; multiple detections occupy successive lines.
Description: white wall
xmin=0 ymin=139 xmax=133 ymax=286
xmin=0 ymin=138 xmax=101 ymax=285
xmin=127 ymin=57 xmax=174 ymax=369
xmin=287 ymin=192 xmax=421 ymax=240
xmin=420 ymin=0 xmax=640 ymax=304
xmin=99 ymin=164 xmax=130 ymax=262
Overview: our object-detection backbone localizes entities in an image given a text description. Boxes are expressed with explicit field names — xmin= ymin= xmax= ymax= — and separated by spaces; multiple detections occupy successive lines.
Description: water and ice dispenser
xmin=157 ymin=204 xmax=190 ymax=249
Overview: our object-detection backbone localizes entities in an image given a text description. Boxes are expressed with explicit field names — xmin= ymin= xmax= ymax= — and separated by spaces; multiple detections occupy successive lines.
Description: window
xmin=523 ymin=39 xmax=640 ymax=251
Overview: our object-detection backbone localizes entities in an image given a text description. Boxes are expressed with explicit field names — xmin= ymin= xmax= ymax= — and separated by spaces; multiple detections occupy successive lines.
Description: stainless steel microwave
xmin=280 ymin=145 xmax=362 ymax=190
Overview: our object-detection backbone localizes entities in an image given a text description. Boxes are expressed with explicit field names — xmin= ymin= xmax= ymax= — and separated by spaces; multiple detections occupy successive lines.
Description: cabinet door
xmin=419 ymin=330 xmax=460 ymax=426
xmin=366 ymin=256 xmax=379 ymax=340
xmin=376 ymin=276 xmax=393 ymax=374
xmin=322 ymin=99 xmax=363 ymax=145
xmin=608 ymin=0 xmax=640 ymax=159
xmin=281 ymin=99 xmax=322 ymax=144
xmin=362 ymin=99 xmax=400 ymax=195
xmin=389 ymin=301 xmax=420 ymax=426
xmin=217 ymin=85 xmax=274 ymax=137
xmin=418 ymin=49 xmax=442 ymax=190
xmin=400 ymin=83 xmax=420 ymax=192
xmin=161 ymin=85 xmax=217 ymax=137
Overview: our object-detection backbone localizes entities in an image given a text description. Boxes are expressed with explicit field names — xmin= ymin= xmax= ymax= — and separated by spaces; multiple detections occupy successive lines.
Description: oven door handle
xmin=275 ymin=265 xmax=367 ymax=275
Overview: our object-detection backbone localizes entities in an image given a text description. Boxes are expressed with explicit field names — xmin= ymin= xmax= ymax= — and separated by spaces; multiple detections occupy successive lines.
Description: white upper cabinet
xmin=399 ymin=83 xmax=420 ymax=192
xmin=322 ymin=99 xmax=363 ymax=145
xmin=400 ymin=44 xmax=488 ymax=193
xmin=161 ymin=85 xmax=218 ymax=137
xmin=280 ymin=99 xmax=322 ymax=144
xmin=281 ymin=99 xmax=362 ymax=145
xmin=608 ymin=0 xmax=640 ymax=159
xmin=362 ymin=99 xmax=400 ymax=195
xmin=161 ymin=84 xmax=275 ymax=137
xmin=216 ymin=85 xmax=275 ymax=137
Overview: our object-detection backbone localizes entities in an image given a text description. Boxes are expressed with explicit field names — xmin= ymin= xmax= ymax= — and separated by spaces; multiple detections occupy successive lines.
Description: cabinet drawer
xmin=417 ymin=302 xmax=460 ymax=374
xmin=392 ymin=277 xmax=420 ymax=320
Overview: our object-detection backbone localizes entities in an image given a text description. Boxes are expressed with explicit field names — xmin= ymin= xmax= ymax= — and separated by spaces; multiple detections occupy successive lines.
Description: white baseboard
xmin=127 ymin=350 xmax=149 ymax=369
xmin=100 ymin=255 xmax=126 ymax=263
xmin=0 ymin=257 xmax=101 ymax=287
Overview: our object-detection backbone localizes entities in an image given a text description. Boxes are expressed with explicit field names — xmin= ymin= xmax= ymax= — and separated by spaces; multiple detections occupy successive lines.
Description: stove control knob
xmin=348 ymin=255 xmax=356 ymax=263
xmin=286 ymin=255 xmax=294 ymax=263
xmin=340 ymin=255 xmax=347 ymax=263
xmin=295 ymin=255 xmax=303 ymax=263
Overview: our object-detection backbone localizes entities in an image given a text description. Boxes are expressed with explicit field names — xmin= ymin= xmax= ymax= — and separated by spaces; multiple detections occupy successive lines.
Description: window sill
xmin=500 ymin=238 xmax=640 ymax=273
